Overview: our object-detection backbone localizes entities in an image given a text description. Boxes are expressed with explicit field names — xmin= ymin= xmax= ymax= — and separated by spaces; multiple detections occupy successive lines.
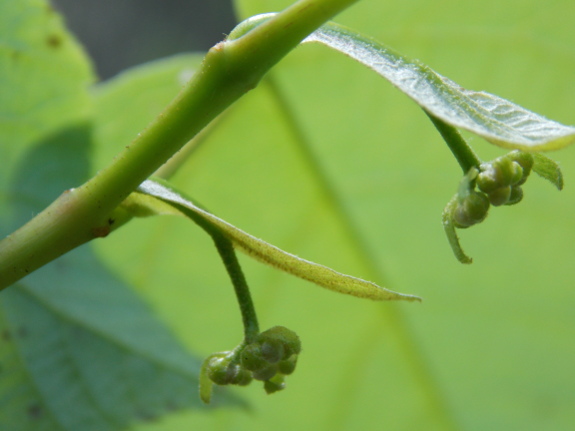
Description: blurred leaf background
xmin=10 ymin=0 xmax=575 ymax=430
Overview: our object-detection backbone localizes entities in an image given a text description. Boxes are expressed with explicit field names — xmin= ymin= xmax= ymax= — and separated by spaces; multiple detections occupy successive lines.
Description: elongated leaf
xmin=130 ymin=179 xmax=421 ymax=302
xmin=235 ymin=13 xmax=575 ymax=151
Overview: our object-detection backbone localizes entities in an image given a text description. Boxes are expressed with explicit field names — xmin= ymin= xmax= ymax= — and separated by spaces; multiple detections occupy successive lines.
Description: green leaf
xmin=0 ymin=0 xmax=93 ymax=191
xmin=532 ymin=153 xmax=564 ymax=190
xmin=0 ymin=2 xmax=239 ymax=429
xmin=129 ymin=178 xmax=421 ymax=302
xmin=235 ymin=13 xmax=575 ymax=151
xmin=0 ymin=247 xmax=208 ymax=431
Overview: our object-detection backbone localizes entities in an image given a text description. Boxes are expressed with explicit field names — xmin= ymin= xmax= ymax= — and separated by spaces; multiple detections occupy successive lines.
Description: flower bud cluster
xmin=452 ymin=151 xmax=534 ymax=229
xmin=477 ymin=151 xmax=533 ymax=207
xmin=205 ymin=326 xmax=301 ymax=395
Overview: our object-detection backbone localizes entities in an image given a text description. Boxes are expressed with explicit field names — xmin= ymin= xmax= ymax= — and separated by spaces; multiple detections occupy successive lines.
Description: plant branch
xmin=0 ymin=0 xmax=361 ymax=290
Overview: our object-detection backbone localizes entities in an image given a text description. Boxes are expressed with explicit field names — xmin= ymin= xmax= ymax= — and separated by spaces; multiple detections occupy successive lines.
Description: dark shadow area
xmin=51 ymin=0 xmax=237 ymax=79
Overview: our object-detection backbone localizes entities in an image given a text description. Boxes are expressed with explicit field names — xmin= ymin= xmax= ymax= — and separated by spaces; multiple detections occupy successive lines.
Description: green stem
xmin=212 ymin=236 xmax=260 ymax=343
xmin=132 ymin=180 xmax=261 ymax=342
xmin=0 ymin=0 xmax=360 ymax=290
xmin=426 ymin=111 xmax=481 ymax=173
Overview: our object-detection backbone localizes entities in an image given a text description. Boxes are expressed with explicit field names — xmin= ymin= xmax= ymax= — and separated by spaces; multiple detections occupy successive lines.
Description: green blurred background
xmin=57 ymin=0 xmax=575 ymax=430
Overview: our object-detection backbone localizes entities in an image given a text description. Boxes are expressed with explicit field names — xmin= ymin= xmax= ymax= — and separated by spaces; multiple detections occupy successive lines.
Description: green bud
xmin=477 ymin=156 xmax=524 ymax=195
xmin=260 ymin=339 xmax=285 ymax=364
xmin=277 ymin=355 xmax=298 ymax=375
xmin=505 ymin=185 xmax=524 ymax=205
xmin=452 ymin=191 xmax=490 ymax=228
xmin=252 ymin=363 xmax=278 ymax=381
xmin=509 ymin=162 xmax=523 ymax=185
xmin=476 ymin=165 xmax=499 ymax=194
xmin=240 ymin=343 xmax=267 ymax=372
xmin=487 ymin=186 xmax=511 ymax=206
xmin=507 ymin=150 xmax=534 ymax=185
xmin=231 ymin=368 xmax=253 ymax=386
xmin=206 ymin=355 xmax=237 ymax=386
xmin=264 ymin=374 xmax=286 ymax=395
xmin=494 ymin=157 xmax=518 ymax=185
xmin=258 ymin=326 xmax=301 ymax=358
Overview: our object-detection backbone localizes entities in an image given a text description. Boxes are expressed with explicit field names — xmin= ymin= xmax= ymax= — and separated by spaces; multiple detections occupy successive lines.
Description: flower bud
xmin=505 ymin=185 xmax=524 ymax=205
xmin=476 ymin=165 xmax=499 ymax=194
xmin=260 ymin=339 xmax=285 ymax=364
xmin=487 ymin=185 xmax=511 ymax=206
xmin=264 ymin=375 xmax=286 ymax=394
xmin=494 ymin=157 xmax=519 ymax=186
xmin=252 ymin=363 xmax=278 ymax=381
xmin=258 ymin=326 xmax=301 ymax=358
xmin=206 ymin=355 xmax=237 ymax=386
xmin=240 ymin=343 xmax=267 ymax=372
xmin=231 ymin=368 xmax=253 ymax=386
xmin=452 ymin=191 xmax=490 ymax=228
xmin=509 ymin=162 xmax=523 ymax=185
xmin=278 ymin=355 xmax=298 ymax=375
xmin=477 ymin=157 xmax=524 ymax=194
xmin=507 ymin=151 xmax=534 ymax=185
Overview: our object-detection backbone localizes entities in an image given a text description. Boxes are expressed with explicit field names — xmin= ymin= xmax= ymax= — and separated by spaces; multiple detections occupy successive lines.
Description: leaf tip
xmin=532 ymin=153 xmax=564 ymax=191
xmin=404 ymin=294 xmax=423 ymax=303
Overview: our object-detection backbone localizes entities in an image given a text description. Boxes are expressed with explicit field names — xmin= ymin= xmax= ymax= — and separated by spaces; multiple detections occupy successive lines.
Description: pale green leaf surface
xmin=304 ymin=21 xmax=575 ymax=151
xmin=89 ymin=1 xmax=574 ymax=430
xmin=0 ymin=3 xmax=234 ymax=430
xmin=130 ymin=178 xmax=421 ymax=302
xmin=0 ymin=0 xmax=93 ymax=191
xmin=235 ymin=13 xmax=575 ymax=151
